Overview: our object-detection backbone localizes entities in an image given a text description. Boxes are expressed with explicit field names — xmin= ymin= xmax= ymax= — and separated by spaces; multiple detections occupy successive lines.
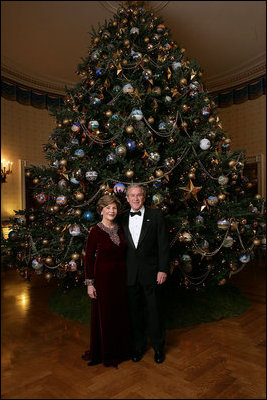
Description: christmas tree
xmin=3 ymin=3 xmax=266 ymax=289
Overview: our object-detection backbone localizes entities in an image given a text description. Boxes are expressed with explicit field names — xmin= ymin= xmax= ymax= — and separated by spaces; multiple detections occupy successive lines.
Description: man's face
xmin=126 ymin=187 xmax=145 ymax=211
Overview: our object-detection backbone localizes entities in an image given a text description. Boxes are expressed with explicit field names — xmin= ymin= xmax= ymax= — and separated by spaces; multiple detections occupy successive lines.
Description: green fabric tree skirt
xmin=48 ymin=282 xmax=250 ymax=329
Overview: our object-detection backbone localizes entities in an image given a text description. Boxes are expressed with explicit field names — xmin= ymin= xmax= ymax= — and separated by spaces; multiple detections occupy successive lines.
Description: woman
xmin=82 ymin=194 xmax=131 ymax=367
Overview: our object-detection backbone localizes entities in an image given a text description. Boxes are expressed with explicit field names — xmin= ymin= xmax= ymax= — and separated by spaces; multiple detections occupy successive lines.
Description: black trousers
xmin=127 ymin=281 xmax=165 ymax=352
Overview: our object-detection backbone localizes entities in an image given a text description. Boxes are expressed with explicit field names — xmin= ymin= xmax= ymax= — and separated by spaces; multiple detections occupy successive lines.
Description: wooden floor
xmin=1 ymin=253 xmax=266 ymax=399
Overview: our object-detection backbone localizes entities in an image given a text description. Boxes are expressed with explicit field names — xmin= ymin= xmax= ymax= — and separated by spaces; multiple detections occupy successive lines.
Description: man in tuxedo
xmin=121 ymin=184 xmax=170 ymax=363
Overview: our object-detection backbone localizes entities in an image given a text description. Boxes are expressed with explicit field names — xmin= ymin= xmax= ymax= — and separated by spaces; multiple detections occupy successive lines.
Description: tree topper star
xmin=179 ymin=179 xmax=202 ymax=201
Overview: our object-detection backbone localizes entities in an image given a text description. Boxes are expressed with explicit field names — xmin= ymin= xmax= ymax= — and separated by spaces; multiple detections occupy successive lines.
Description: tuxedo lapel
xmin=123 ymin=213 xmax=136 ymax=249
xmin=137 ymin=208 xmax=151 ymax=248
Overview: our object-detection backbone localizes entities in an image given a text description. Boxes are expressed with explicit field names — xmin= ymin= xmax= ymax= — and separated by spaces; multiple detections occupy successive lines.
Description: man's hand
xmin=157 ymin=271 xmax=167 ymax=285
xmin=87 ymin=285 xmax=97 ymax=299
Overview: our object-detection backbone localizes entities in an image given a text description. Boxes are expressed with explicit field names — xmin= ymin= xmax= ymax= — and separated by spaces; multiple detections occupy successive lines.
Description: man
xmin=121 ymin=184 xmax=170 ymax=363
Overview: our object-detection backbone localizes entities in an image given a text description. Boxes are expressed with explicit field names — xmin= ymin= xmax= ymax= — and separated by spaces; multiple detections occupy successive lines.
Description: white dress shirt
xmin=128 ymin=206 xmax=145 ymax=248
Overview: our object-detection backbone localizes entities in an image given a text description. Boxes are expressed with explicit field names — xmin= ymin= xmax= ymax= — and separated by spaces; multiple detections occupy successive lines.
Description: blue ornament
xmin=207 ymin=196 xmax=218 ymax=206
xmin=123 ymin=84 xmax=134 ymax=94
xmin=131 ymin=109 xmax=143 ymax=121
xmin=96 ymin=67 xmax=105 ymax=77
xmin=82 ymin=211 xmax=94 ymax=221
xmin=158 ymin=122 xmax=166 ymax=131
xmin=16 ymin=217 xmax=25 ymax=226
xmin=70 ymin=176 xmax=80 ymax=185
xmin=114 ymin=183 xmax=126 ymax=194
xmin=90 ymin=95 xmax=101 ymax=107
xmin=74 ymin=149 xmax=85 ymax=158
xmin=111 ymin=114 xmax=119 ymax=119
xmin=70 ymin=138 xmax=79 ymax=145
xmin=172 ymin=61 xmax=182 ymax=70
xmin=217 ymin=220 xmax=230 ymax=230
xmin=91 ymin=50 xmax=99 ymax=60
xmin=239 ymin=254 xmax=250 ymax=264
xmin=126 ymin=139 xmax=136 ymax=151
xmin=196 ymin=215 xmax=204 ymax=224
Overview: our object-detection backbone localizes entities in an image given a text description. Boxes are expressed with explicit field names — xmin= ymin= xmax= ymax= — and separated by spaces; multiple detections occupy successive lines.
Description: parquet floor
xmin=1 ymin=253 xmax=266 ymax=399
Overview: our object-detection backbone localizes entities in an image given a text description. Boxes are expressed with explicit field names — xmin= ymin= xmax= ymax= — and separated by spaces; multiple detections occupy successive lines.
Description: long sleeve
xmin=84 ymin=226 xmax=98 ymax=281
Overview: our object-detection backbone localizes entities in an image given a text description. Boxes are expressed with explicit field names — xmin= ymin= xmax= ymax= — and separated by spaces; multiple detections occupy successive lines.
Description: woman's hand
xmin=87 ymin=285 xmax=97 ymax=299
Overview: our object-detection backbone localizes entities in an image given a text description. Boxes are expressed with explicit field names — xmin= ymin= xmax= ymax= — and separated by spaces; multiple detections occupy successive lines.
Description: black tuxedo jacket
xmin=121 ymin=207 xmax=170 ymax=286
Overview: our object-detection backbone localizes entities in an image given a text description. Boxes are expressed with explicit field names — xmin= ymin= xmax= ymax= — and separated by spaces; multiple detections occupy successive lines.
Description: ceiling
xmin=1 ymin=1 xmax=266 ymax=94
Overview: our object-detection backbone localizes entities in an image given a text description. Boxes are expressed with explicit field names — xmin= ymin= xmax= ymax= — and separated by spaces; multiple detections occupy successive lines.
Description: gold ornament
xmin=126 ymin=169 xmax=134 ymax=178
xmin=124 ymin=39 xmax=130 ymax=47
xmin=180 ymin=78 xmax=187 ymax=86
xmin=74 ymin=209 xmax=82 ymax=216
xmin=42 ymin=239 xmax=49 ymax=245
xmin=181 ymin=121 xmax=188 ymax=129
xmin=25 ymin=170 xmax=32 ymax=177
xmin=122 ymin=59 xmax=128 ymax=66
xmin=105 ymin=110 xmax=113 ymax=117
xmin=208 ymin=117 xmax=215 ymax=123
xmin=71 ymin=253 xmax=80 ymax=261
xmin=148 ymin=116 xmax=154 ymax=124
xmin=218 ymin=278 xmax=227 ymax=286
xmin=188 ymin=172 xmax=195 ymax=179
xmin=169 ymin=137 xmax=175 ymax=143
xmin=53 ymin=205 xmax=59 ymax=212
xmin=45 ymin=256 xmax=53 ymax=265
xmin=29 ymin=214 xmax=35 ymax=221
xmin=228 ymin=160 xmax=237 ymax=168
xmin=54 ymin=226 xmax=61 ymax=232
xmin=255 ymin=194 xmax=262 ymax=199
xmin=253 ymin=239 xmax=261 ymax=246
xmin=230 ymin=221 xmax=238 ymax=230
xmin=193 ymin=119 xmax=200 ymax=125
xmin=94 ymin=37 xmax=100 ymax=44
xmin=59 ymin=237 xmax=65 ymax=243
xmin=218 ymin=193 xmax=226 ymax=201
xmin=59 ymin=159 xmax=67 ymax=167
xmin=182 ymin=232 xmax=192 ymax=242
xmin=33 ymin=178 xmax=40 ymax=184
xmin=74 ymin=191 xmax=84 ymax=201
xmin=225 ymin=138 xmax=231 ymax=144
xmin=155 ymin=169 xmax=164 ymax=177
xmin=63 ymin=118 xmax=69 ymax=125
xmin=143 ymin=56 xmax=150 ymax=63
xmin=179 ymin=179 xmax=202 ymax=201
xmin=126 ymin=125 xmax=134 ymax=134
xmin=241 ymin=219 xmax=247 ymax=225
xmin=137 ymin=141 xmax=144 ymax=149
xmin=144 ymin=37 xmax=150 ymax=43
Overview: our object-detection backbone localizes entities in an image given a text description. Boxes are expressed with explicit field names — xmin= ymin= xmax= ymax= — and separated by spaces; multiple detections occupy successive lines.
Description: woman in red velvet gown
xmin=82 ymin=194 xmax=131 ymax=367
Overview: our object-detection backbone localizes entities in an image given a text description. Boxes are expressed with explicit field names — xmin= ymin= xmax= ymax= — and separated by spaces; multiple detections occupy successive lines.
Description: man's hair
xmin=96 ymin=194 xmax=122 ymax=214
xmin=126 ymin=183 xmax=146 ymax=197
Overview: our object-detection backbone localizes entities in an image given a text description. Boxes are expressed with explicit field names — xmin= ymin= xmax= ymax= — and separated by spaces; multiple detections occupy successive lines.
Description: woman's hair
xmin=126 ymin=183 xmax=146 ymax=197
xmin=96 ymin=194 xmax=122 ymax=215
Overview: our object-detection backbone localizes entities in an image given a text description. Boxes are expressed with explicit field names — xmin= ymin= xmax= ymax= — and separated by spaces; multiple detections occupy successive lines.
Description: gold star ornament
xmin=179 ymin=179 xmax=202 ymax=201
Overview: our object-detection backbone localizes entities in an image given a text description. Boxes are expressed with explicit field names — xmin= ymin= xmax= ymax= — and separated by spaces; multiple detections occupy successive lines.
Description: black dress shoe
xmin=87 ymin=360 xmax=101 ymax=366
xmin=154 ymin=349 xmax=165 ymax=363
xmin=131 ymin=348 xmax=145 ymax=362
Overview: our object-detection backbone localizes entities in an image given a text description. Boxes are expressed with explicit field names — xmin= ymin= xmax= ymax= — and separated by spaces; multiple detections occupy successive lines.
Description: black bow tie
xmin=130 ymin=211 xmax=141 ymax=217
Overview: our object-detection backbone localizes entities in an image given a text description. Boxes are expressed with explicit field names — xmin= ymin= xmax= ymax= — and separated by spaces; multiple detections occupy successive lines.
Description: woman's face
xmin=101 ymin=202 xmax=118 ymax=222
